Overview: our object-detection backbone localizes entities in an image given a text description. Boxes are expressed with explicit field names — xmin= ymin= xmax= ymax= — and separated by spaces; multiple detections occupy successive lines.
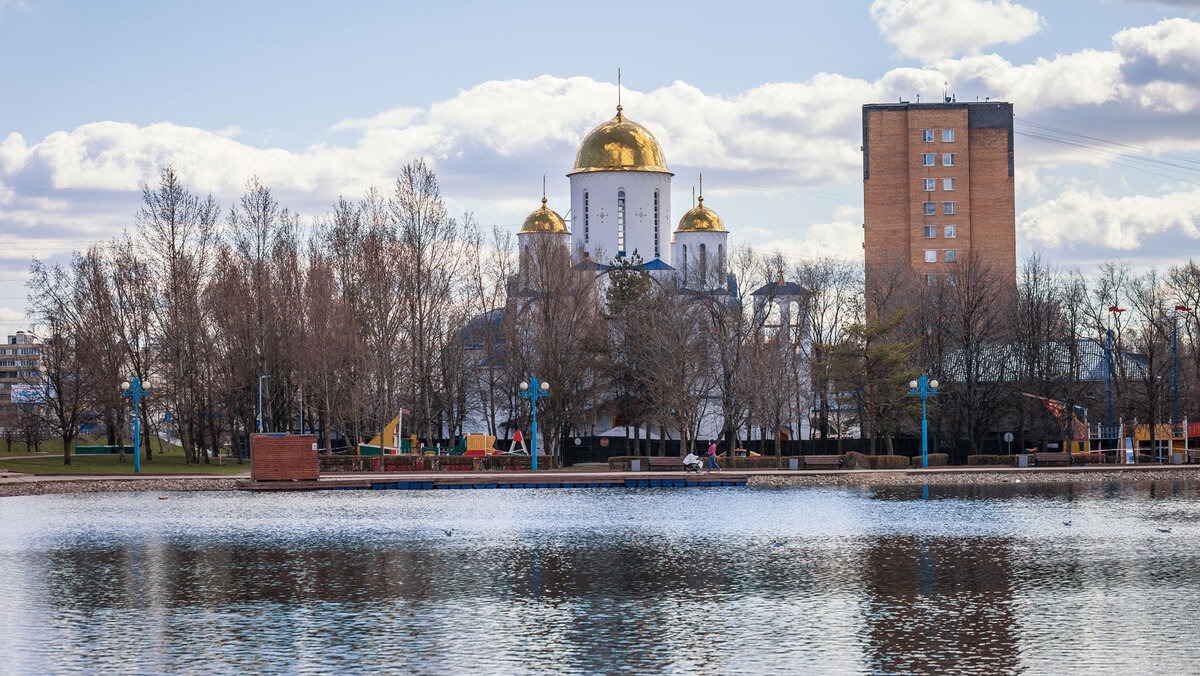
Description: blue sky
xmin=2 ymin=0 xmax=1200 ymax=329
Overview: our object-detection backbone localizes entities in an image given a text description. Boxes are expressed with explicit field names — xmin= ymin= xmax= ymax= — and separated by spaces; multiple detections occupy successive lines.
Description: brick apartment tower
xmin=862 ymin=101 xmax=1016 ymax=290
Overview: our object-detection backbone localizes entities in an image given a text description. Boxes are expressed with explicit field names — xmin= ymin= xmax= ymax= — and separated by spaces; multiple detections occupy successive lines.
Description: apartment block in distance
xmin=0 ymin=331 xmax=42 ymax=404
xmin=862 ymin=100 xmax=1016 ymax=290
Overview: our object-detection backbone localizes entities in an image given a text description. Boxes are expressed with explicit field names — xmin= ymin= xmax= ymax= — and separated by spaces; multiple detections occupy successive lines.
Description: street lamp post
xmin=258 ymin=374 xmax=271 ymax=433
xmin=1106 ymin=306 xmax=1125 ymax=427
xmin=121 ymin=376 xmax=152 ymax=474
xmin=1174 ymin=305 xmax=1192 ymax=431
xmin=908 ymin=374 xmax=939 ymax=469
xmin=518 ymin=376 xmax=550 ymax=471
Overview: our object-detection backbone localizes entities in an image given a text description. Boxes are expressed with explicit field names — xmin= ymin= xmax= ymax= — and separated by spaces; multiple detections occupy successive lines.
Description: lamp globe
xmin=909 ymin=380 xmax=918 ymax=390
xmin=121 ymin=381 xmax=131 ymax=391
xmin=519 ymin=382 xmax=529 ymax=391
xmin=539 ymin=381 xmax=549 ymax=392
xmin=929 ymin=380 xmax=939 ymax=389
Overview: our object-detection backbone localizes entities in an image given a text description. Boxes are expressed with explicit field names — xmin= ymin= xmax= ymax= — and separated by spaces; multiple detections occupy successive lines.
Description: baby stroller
xmin=683 ymin=455 xmax=703 ymax=474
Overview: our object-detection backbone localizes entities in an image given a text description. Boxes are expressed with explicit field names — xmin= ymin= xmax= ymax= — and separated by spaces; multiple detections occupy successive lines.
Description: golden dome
xmin=569 ymin=107 xmax=672 ymax=176
xmin=520 ymin=197 xmax=569 ymax=234
xmin=675 ymin=196 xmax=726 ymax=233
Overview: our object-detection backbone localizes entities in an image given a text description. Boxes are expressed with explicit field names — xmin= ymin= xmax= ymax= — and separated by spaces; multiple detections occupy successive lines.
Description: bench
xmin=647 ymin=457 xmax=685 ymax=471
xmin=1033 ymin=452 xmax=1072 ymax=466
xmin=803 ymin=455 xmax=842 ymax=469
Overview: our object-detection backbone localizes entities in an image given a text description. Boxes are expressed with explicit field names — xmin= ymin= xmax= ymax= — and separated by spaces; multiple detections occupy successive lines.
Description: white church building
xmin=508 ymin=102 xmax=812 ymax=449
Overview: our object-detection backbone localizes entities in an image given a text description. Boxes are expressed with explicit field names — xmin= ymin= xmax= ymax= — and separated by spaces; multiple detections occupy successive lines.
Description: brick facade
xmin=863 ymin=102 xmax=1016 ymax=289
xmin=251 ymin=434 xmax=320 ymax=481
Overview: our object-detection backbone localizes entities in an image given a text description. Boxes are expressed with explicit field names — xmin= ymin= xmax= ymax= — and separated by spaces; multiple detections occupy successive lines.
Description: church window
xmin=583 ymin=191 xmax=589 ymax=243
xmin=718 ymin=244 xmax=725 ymax=272
xmin=699 ymin=243 xmax=707 ymax=284
xmin=617 ymin=190 xmax=626 ymax=257
xmin=653 ymin=190 xmax=660 ymax=259
xmin=682 ymin=245 xmax=688 ymax=284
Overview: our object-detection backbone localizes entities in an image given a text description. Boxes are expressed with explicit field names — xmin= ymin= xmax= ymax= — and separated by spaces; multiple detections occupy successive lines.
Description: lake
xmin=2 ymin=481 xmax=1199 ymax=674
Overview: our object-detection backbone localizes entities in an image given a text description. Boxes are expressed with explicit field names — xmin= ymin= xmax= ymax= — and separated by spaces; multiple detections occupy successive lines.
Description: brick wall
xmin=864 ymin=102 xmax=1016 ymax=290
xmin=251 ymin=434 xmax=320 ymax=481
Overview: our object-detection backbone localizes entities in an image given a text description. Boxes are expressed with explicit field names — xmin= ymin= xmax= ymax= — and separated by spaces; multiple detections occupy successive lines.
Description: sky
xmin=2 ymin=0 xmax=1200 ymax=331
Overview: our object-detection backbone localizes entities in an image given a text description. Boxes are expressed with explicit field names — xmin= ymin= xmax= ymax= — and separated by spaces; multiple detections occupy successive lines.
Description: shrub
xmin=925 ymin=453 xmax=949 ymax=467
xmin=1071 ymin=452 xmax=1104 ymax=464
xmin=868 ymin=454 xmax=910 ymax=469
xmin=841 ymin=451 xmax=870 ymax=469
xmin=967 ymin=454 xmax=1017 ymax=466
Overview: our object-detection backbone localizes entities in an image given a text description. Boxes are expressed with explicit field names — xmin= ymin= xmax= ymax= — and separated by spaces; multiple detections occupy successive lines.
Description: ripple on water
xmin=2 ymin=482 xmax=1200 ymax=674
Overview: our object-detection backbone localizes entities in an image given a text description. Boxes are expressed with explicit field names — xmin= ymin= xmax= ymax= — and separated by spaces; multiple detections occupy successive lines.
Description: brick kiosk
xmin=251 ymin=434 xmax=320 ymax=481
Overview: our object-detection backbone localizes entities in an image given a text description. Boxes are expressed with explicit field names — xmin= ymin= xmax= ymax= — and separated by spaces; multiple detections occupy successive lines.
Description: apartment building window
xmin=943 ymin=178 xmax=956 ymax=191
xmin=942 ymin=153 xmax=955 ymax=166
xmin=924 ymin=225 xmax=937 ymax=238
xmin=944 ymin=224 xmax=957 ymax=238
xmin=923 ymin=153 xmax=935 ymax=166
xmin=942 ymin=129 xmax=955 ymax=142
xmin=924 ymin=249 xmax=937 ymax=263
xmin=944 ymin=249 xmax=957 ymax=262
xmin=926 ymin=273 xmax=937 ymax=285
xmin=946 ymin=273 xmax=958 ymax=285
xmin=923 ymin=129 xmax=934 ymax=142
xmin=924 ymin=202 xmax=936 ymax=215
xmin=617 ymin=190 xmax=626 ymax=257
xmin=943 ymin=201 xmax=956 ymax=215
xmin=924 ymin=178 xmax=936 ymax=191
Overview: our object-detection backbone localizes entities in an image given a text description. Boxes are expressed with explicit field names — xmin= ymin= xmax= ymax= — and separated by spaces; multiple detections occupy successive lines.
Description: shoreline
xmin=3 ymin=465 xmax=1200 ymax=497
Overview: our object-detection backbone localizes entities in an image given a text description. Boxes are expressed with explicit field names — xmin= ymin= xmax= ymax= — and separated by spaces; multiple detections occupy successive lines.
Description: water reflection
xmin=3 ymin=481 xmax=1200 ymax=674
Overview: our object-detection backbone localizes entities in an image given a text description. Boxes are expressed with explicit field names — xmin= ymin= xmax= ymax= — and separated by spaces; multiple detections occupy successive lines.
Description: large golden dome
xmin=520 ymin=197 xmax=569 ymax=234
xmin=675 ymin=196 xmax=726 ymax=233
xmin=569 ymin=107 xmax=672 ymax=176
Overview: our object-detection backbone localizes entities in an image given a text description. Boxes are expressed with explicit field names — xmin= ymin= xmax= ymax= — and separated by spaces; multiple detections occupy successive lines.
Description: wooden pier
xmin=241 ymin=471 xmax=747 ymax=492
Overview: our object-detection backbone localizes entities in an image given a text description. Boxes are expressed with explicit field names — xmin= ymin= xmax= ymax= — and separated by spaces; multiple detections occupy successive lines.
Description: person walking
xmin=707 ymin=442 xmax=721 ymax=473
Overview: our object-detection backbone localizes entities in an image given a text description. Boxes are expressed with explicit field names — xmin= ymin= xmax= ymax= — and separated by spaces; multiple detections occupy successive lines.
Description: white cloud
xmin=1019 ymin=185 xmax=1200 ymax=249
xmin=3 ymin=17 xmax=1200 ymax=276
xmin=870 ymin=0 xmax=1042 ymax=61
xmin=755 ymin=206 xmax=864 ymax=262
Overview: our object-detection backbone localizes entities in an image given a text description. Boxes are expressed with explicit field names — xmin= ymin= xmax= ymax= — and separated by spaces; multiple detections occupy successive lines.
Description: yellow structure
xmin=466 ymin=434 xmax=497 ymax=453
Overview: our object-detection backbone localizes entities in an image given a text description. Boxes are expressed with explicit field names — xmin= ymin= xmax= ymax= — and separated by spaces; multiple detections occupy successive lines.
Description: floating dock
xmin=241 ymin=472 xmax=746 ymax=492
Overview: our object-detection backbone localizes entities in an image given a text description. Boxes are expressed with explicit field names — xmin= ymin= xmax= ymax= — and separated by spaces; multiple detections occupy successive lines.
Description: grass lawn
xmin=0 ymin=437 xmax=249 ymax=475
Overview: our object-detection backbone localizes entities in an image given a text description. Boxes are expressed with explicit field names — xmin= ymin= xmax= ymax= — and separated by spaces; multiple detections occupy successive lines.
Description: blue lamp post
xmin=908 ymin=374 xmax=939 ymax=469
xmin=518 ymin=376 xmax=550 ymax=471
xmin=1106 ymin=306 xmax=1124 ymax=427
xmin=121 ymin=376 xmax=152 ymax=474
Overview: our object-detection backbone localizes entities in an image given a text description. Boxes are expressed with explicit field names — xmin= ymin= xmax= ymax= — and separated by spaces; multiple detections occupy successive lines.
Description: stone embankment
xmin=0 ymin=477 xmax=240 ymax=498
xmin=749 ymin=467 xmax=1200 ymax=488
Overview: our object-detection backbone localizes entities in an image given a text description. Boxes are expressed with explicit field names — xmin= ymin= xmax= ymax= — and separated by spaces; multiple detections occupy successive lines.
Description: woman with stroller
xmin=682 ymin=451 xmax=702 ymax=473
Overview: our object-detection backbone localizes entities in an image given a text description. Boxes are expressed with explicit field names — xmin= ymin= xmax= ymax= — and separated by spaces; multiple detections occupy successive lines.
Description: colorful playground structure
xmin=358 ymin=413 xmax=514 ymax=457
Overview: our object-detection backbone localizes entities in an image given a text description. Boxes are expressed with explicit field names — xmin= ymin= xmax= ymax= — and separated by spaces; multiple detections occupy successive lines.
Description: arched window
xmin=682 ymin=244 xmax=688 ymax=284
xmin=617 ymin=190 xmax=626 ymax=257
xmin=718 ymin=243 xmax=725 ymax=272
xmin=583 ymin=191 xmax=589 ymax=244
xmin=699 ymin=243 xmax=707 ymax=284
xmin=653 ymin=190 xmax=660 ymax=259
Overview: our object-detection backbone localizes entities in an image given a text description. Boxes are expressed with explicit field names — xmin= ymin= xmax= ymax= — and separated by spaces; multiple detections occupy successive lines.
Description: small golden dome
xmin=675 ymin=196 xmax=726 ymax=233
xmin=520 ymin=197 xmax=569 ymax=234
xmin=568 ymin=107 xmax=672 ymax=176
